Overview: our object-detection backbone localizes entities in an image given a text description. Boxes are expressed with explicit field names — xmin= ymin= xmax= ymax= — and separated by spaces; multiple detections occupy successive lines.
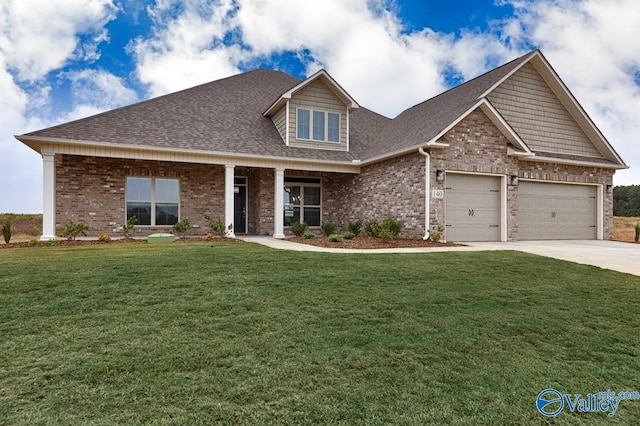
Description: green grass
xmin=1 ymin=242 xmax=639 ymax=425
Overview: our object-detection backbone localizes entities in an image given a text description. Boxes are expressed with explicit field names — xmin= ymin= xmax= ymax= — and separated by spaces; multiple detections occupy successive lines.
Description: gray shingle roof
xmin=25 ymin=69 xmax=362 ymax=162
xmin=24 ymin=50 xmax=619 ymax=167
xmin=363 ymin=51 xmax=537 ymax=159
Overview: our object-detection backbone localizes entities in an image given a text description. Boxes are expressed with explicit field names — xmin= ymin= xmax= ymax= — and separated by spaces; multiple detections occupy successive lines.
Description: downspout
xmin=418 ymin=147 xmax=430 ymax=241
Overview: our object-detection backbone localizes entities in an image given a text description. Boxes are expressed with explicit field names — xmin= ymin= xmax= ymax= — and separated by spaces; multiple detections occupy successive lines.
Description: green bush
xmin=364 ymin=220 xmax=381 ymax=238
xmin=123 ymin=216 xmax=138 ymax=239
xmin=290 ymin=221 xmax=308 ymax=237
xmin=635 ymin=223 xmax=640 ymax=243
xmin=430 ymin=226 xmax=443 ymax=243
xmin=320 ymin=221 xmax=336 ymax=237
xmin=303 ymin=232 xmax=316 ymax=239
xmin=328 ymin=234 xmax=343 ymax=243
xmin=343 ymin=231 xmax=355 ymax=240
xmin=2 ymin=218 xmax=12 ymax=244
xmin=209 ymin=219 xmax=225 ymax=236
xmin=381 ymin=216 xmax=403 ymax=239
xmin=172 ymin=219 xmax=191 ymax=237
xmin=347 ymin=220 xmax=363 ymax=236
xmin=61 ymin=220 xmax=89 ymax=240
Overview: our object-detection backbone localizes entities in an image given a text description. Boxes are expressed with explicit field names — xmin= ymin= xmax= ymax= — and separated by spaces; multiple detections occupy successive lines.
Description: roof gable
xmin=482 ymin=51 xmax=626 ymax=166
xmin=264 ymin=69 xmax=359 ymax=117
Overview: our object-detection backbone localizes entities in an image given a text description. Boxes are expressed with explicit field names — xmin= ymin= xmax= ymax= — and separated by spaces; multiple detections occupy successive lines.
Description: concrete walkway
xmin=238 ymin=236 xmax=640 ymax=276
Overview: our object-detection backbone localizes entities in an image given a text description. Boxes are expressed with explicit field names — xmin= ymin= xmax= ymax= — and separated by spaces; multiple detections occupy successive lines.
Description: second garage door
xmin=445 ymin=174 xmax=501 ymax=242
xmin=518 ymin=181 xmax=597 ymax=240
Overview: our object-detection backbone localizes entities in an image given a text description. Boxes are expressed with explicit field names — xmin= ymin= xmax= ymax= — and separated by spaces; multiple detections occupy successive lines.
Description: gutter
xmin=418 ymin=141 xmax=449 ymax=240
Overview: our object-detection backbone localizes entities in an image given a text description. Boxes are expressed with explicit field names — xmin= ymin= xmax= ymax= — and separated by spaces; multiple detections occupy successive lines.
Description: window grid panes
xmin=312 ymin=111 xmax=325 ymax=141
xmin=327 ymin=113 xmax=340 ymax=142
xmin=297 ymin=108 xmax=340 ymax=143
xmin=284 ymin=179 xmax=321 ymax=227
xmin=126 ymin=177 xmax=180 ymax=226
xmin=297 ymin=109 xmax=310 ymax=139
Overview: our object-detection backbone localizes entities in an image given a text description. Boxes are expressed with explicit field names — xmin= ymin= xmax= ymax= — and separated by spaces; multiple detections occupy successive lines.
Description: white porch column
xmin=224 ymin=164 xmax=236 ymax=238
xmin=41 ymin=151 xmax=57 ymax=241
xmin=273 ymin=167 xmax=285 ymax=239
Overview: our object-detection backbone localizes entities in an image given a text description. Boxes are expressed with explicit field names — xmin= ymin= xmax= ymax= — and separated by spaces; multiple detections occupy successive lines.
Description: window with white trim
xmin=284 ymin=177 xmax=321 ymax=226
xmin=126 ymin=177 xmax=179 ymax=226
xmin=297 ymin=108 xmax=340 ymax=142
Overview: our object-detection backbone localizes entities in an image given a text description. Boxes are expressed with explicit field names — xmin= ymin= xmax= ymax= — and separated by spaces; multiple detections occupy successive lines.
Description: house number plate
xmin=432 ymin=189 xmax=444 ymax=199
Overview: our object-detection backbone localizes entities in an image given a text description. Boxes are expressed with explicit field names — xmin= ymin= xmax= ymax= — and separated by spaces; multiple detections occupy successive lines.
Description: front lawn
xmin=1 ymin=242 xmax=639 ymax=424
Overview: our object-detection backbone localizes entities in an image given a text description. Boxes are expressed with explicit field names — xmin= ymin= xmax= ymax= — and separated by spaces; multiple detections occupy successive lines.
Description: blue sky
xmin=1 ymin=0 xmax=639 ymax=213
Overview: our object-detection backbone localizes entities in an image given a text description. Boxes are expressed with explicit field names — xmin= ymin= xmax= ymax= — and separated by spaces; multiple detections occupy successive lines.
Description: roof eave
xmin=523 ymin=154 xmax=628 ymax=170
xmin=15 ymin=135 xmax=362 ymax=173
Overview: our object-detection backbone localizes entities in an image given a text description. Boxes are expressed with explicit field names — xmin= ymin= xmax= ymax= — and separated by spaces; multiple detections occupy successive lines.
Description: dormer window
xmin=297 ymin=108 xmax=340 ymax=143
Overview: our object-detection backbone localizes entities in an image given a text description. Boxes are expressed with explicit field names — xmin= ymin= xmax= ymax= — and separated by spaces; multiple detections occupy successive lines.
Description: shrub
xmin=61 ymin=220 xmax=89 ymax=240
xmin=290 ymin=221 xmax=308 ymax=237
xmin=303 ymin=232 xmax=316 ymax=239
xmin=343 ymin=231 xmax=355 ymax=240
xmin=209 ymin=219 xmax=225 ymax=236
xmin=172 ymin=219 xmax=191 ymax=237
xmin=364 ymin=220 xmax=381 ymax=238
xmin=2 ymin=218 xmax=11 ymax=244
xmin=206 ymin=233 xmax=215 ymax=241
xmin=635 ymin=223 xmax=640 ymax=243
xmin=123 ymin=216 xmax=137 ymax=239
xmin=328 ymin=234 xmax=343 ymax=243
xmin=381 ymin=216 xmax=403 ymax=239
xmin=430 ymin=226 xmax=443 ymax=243
xmin=98 ymin=233 xmax=111 ymax=242
xmin=347 ymin=220 xmax=363 ymax=236
xmin=321 ymin=221 xmax=336 ymax=237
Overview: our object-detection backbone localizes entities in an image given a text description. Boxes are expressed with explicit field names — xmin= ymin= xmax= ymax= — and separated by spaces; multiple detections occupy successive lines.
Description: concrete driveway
xmin=240 ymin=237 xmax=640 ymax=277
xmin=470 ymin=240 xmax=640 ymax=276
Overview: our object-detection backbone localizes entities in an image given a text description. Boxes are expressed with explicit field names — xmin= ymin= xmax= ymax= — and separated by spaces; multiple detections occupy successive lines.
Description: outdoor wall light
xmin=436 ymin=170 xmax=445 ymax=183
xmin=606 ymin=184 xmax=613 ymax=193
xmin=510 ymin=175 xmax=519 ymax=186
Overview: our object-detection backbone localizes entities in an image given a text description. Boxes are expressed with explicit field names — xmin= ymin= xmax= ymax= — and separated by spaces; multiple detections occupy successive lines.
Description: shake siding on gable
xmin=288 ymin=79 xmax=348 ymax=151
xmin=488 ymin=63 xmax=603 ymax=158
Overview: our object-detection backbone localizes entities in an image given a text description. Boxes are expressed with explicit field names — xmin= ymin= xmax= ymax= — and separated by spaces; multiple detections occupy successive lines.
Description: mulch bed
xmin=286 ymin=235 xmax=464 ymax=249
xmin=0 ymin=237 xmax=240 ymax=249
xmin=1 ymin=235 xmax=461 ymax=250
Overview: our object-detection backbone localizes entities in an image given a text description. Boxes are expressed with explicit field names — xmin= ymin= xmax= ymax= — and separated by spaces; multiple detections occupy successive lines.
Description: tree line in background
xmin=613 ymin=185 xmax=640 ymax=217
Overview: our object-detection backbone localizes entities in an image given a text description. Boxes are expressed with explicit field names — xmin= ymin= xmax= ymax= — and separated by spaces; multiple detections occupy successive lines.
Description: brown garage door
xmin=518 ymin=181 xmax=596 ymax=240
xmin=445 ymin=174 xmax=501 ymax=242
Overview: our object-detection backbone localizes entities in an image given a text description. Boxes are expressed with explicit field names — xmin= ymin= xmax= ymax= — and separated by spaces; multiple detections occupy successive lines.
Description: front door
xmin=234 ymin=183 xmax=247 ymax=234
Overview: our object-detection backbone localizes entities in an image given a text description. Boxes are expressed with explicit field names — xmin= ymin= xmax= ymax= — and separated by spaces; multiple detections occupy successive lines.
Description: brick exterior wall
xmin=324 ymin=154 xmax=426 ymax=237
xmin=430 ymin=109 xmax=614 ymax=241
xmin=56 ymin=155 xmax=226 ymax=237
xmin=54 ymin=109 xmax=615 ymax=240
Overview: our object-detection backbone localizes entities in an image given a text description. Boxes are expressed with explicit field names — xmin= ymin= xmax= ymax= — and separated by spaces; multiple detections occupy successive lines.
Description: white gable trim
xmin=479 ymin=50 xmax=626 ymax=166
xmin=359 ymin=99 xmax=533 ymax=166
xmin=264 ymin=69 xmax=359 ymax=116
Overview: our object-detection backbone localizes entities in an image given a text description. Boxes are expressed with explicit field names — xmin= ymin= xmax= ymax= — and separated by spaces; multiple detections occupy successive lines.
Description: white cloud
xmin=0 ymin=0 xmax=122 ymax=213
xmin=503 ymin=0 xmax=640 ymax=184
xmin=0 ymin=0 xmax=118 ymax=81
xmin=131 ymin=0 xmax=243 ymax=96
xmin=63 ymin=69 xmax=139 ymax=113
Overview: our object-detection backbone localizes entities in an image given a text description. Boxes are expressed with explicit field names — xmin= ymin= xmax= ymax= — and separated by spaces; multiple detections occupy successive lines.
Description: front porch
xmin=41 ymin=154 xmax=360 ymax=240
